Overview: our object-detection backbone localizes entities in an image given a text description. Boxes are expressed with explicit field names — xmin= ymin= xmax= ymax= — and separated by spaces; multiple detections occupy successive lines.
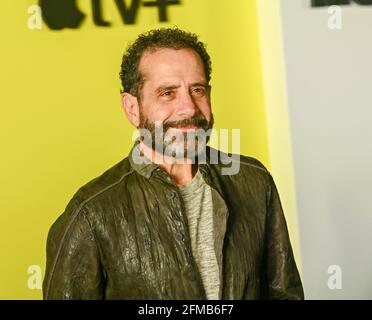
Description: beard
xmin=137 ymin=108 xmax=215 ymax=161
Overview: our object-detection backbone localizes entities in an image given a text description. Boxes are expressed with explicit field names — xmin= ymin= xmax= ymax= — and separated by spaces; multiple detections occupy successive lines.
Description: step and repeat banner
xmin=0 ymin=1 xmax=270 ymax=299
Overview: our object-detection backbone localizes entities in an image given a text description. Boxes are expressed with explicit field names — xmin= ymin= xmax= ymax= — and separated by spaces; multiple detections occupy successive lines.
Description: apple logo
xmin=39 ymin=0 xmax=86 ymax=30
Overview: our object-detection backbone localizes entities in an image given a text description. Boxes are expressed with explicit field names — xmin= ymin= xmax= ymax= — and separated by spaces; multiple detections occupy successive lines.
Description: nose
xmin=176 ymin=89 xmax=198 ymax=118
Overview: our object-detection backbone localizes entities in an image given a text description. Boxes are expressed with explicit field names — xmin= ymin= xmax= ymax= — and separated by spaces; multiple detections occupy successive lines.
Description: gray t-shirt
xmin=177 ymin=169 xmax=220 ymax=300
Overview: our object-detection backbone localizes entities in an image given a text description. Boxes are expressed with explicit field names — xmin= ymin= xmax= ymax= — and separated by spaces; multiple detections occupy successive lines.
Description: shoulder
xmin=47 ymin=156 xmax=134 ymax=238
xmin=71 ymin=156 xmax=134 ymax=208
xmin=207 ymin=146 xmax=271 ymax=179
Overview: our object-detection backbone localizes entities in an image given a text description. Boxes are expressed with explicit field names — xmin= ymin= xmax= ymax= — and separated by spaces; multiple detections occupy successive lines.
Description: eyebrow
xmin=155 ymin=82 xmax=209 ymax=94
xmin=190 ymin=82 xmax=209 ymax=89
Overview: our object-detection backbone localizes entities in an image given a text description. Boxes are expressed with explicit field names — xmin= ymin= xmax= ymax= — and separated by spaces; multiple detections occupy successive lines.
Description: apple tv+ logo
xmin=39 ymin=0 xmax=181 ymax=30
xmin=311 ymin=0 xmax=372 ymax=6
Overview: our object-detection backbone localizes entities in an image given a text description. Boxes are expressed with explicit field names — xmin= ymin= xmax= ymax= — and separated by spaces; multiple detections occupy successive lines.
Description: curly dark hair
xmin=119 ymin=27 xmax=212 ymax=98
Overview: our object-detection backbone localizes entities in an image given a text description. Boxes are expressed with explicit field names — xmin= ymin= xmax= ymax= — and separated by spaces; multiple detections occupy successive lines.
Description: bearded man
xmin=43 ymin=28 xmax=304 ymax=300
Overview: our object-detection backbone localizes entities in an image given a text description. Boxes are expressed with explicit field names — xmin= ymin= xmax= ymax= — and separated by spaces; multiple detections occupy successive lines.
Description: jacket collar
xmin=128 ymin=139 xmax=160 ymax=179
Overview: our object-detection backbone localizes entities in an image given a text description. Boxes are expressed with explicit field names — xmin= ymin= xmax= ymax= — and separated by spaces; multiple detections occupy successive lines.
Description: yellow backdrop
xmin=0 ymin=0 xmax=269 ymax=299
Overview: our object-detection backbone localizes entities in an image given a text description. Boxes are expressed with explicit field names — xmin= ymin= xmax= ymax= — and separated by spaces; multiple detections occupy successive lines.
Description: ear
xmin=121 ymin=92 xmax=140 ymax=127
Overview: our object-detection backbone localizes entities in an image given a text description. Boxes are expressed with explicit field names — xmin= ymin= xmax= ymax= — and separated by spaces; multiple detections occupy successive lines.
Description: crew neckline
xmin=177 ymin=168 xmax=205 ymax=190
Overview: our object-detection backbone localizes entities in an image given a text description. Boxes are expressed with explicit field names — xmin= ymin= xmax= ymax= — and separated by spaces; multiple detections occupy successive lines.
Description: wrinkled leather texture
xmin=43 ymin=142 xmax=304 ymax=300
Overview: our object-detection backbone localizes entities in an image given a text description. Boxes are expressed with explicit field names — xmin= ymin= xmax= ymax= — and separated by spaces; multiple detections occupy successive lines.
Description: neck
xmin=139 ymin=141 xmax=197 ymax=185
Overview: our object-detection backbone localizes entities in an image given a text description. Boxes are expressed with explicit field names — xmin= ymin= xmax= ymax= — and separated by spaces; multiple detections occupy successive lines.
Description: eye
xmin=191 ymin=87 xmax=206 ymax=96
xmin=160 ymin=90 xmax=174 ymax=98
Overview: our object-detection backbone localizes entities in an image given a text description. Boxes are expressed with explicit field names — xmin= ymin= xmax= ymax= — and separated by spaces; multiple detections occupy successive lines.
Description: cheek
xmin=199 ymin=103 xmax=212 ymax=121
xmin=146 ymin=105 xmax=174 ymax=122
xmin=140 ymin=97 xmax=171 ymax=121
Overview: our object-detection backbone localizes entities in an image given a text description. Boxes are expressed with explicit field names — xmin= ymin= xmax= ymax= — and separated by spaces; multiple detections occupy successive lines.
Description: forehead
xmin=138 ymin=48 xmax=206 ymax=84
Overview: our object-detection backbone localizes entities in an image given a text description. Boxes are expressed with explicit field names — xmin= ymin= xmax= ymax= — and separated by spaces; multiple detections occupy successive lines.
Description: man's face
xmin=136 ymin=48 xmax=214 ymax=159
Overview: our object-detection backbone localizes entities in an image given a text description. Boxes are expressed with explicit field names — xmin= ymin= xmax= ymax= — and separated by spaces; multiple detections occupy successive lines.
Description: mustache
xmin=163 ymin=116 xmax=210 ymax=131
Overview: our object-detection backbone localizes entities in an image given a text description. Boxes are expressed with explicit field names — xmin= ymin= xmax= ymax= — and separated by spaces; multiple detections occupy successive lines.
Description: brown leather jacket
xmin=43 ymin=141 xmax=304 ymax=300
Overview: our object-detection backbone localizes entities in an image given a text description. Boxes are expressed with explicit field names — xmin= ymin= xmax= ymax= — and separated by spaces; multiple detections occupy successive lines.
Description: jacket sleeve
xmin=43 ymin=202 xmax=105 ymax=300
xmin=262 ymin=174 xmax=305 ymax=300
